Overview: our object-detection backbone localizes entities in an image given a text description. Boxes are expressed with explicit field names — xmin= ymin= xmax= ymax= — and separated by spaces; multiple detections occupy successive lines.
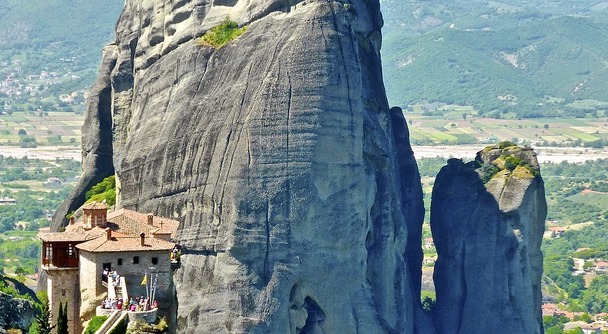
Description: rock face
xmin=0 ymin=276 xmax=38 ymax=332
xmin=0 ymin=291 xmax=37 ymax=333
xmin=430 ymin=144 xmax=546 ymax=334
xmin=57 ymin=0 xmax=426 ymax=332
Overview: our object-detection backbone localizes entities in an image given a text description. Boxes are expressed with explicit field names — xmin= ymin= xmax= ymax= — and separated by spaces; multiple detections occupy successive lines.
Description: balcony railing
xmin=42 ymin=255 xmax=79 ymax=268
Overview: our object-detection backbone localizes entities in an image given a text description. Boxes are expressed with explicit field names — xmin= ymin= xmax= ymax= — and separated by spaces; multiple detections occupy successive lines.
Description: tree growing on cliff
xmin=29 ymin=291 xmax=54 ymax=334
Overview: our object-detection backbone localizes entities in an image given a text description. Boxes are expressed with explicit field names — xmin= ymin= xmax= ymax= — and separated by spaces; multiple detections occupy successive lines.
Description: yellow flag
xmin=141 ymin=274 xmax=147 ymax=286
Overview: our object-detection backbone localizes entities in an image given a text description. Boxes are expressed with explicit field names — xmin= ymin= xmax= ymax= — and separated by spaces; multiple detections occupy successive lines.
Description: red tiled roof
xmin=39 ymin=206 xmax=180 ymax=247
xmin=76 ymin=235 xmax=174 ymax=253
xmin=107 ymin=209 xmax=179 ymax=238
xmin=81 ymin=202 xmax=108 ymax=210
xmin=39 ymin=225 xmax=106 ymax=242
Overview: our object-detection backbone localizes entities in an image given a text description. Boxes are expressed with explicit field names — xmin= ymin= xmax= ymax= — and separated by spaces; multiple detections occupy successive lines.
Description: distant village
xmin=0 ymin=58 xmax=88 ymax=114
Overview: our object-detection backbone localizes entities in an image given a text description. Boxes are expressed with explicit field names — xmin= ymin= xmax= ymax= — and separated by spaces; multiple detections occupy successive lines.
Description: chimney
xmin=105 ymin=228 xmax=111 ymax=241
xmin=140 ymin=232 xmax=145 ymax=246
xmin=147 ymin=213 xmax=153 ymax=226
xmin=69 ymin=217 xmax=75 ymax=225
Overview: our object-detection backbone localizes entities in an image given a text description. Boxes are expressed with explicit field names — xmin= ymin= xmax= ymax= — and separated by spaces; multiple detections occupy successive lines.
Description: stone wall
xmin=79 ymin=251 xmax=101 ymax=321
xmin=46 ymin=268 xmax=81 ymax=334
xmin=79 ymin=250 xmax=173 ymax=305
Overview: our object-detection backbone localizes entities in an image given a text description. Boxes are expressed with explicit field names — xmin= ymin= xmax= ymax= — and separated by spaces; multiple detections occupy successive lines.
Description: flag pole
xmin=151 ymin=273 xmax=158 ymax=305
xmin=146 ymin=272 xmax=150 ymax=301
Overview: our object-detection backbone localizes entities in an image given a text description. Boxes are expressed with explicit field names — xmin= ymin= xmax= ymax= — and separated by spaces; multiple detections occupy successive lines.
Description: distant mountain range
xmin=2 ymin=1 xmax=608 ymax=119
xmin=380 ymin=0 xmax=608 ymax=118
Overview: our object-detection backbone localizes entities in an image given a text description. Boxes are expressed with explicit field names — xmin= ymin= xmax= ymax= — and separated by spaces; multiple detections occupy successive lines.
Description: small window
xmin=133 ymin=256 xmax=140 ymax=264
xmin=117 ymin=258 xmax=123 ymax=266
xmin=151 ymin=257 xmax=158 ymax=265
xmin=61 ymin=289 xmax=66 ymax=296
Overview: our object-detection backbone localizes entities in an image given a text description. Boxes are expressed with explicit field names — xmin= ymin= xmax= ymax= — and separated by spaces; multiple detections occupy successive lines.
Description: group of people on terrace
xmin=101 ymin=295 xmax=158 ymax=312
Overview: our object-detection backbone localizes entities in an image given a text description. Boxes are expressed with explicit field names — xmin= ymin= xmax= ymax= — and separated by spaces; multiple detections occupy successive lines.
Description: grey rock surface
xmin=0 ymin=291 xmax=37 ymax=333
xmin=430 ymin=145 xmax=546 ymax=334
xmin=59 ymin=0 xmax=426 ymax=332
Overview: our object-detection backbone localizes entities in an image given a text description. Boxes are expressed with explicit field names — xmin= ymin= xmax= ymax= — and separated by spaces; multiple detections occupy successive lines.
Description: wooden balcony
xmin=41 ymin=241 xmax=79 ymax=269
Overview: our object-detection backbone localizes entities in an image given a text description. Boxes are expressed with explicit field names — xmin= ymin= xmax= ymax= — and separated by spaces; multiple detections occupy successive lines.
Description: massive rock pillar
xmin=430 ymin=144 xmax=546 ymax=334
xmin=55 ymin=0 xmax=426 ymax=332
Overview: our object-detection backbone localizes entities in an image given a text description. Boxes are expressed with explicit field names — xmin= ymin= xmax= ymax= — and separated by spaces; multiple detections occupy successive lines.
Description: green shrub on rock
xmin=83 ymin=315 xmax=108 ymax=334
xmin=85 ymin=175 xmax=116 ymax=206
xmin=198 ymin=17 xmax=247 ymax=49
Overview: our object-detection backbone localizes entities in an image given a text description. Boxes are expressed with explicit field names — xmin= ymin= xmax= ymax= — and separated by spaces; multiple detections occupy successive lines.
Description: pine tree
xmin=56 ymin=301 xmax=68 ymax=334
xmin=29 ymin=292 xmax=54 ymax=334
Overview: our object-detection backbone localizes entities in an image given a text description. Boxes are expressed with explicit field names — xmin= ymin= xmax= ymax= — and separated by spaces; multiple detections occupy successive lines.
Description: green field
xmin=405 ymin=109 xmax=608 ymax=146
xmin=567 ymin=191 xmax=608 ymax=208
xmin=0 ymin=112 xmax=83 ymax=146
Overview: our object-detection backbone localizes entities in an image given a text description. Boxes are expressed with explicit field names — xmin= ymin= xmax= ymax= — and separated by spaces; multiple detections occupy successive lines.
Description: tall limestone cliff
xmin=430 ymin=144 xmax=546 ymax=334
xmin=55 ymin=0 xmax=426 ymax=332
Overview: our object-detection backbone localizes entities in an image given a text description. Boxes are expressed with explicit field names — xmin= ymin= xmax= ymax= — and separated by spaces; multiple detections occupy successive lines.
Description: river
xmin=412 ymin=145 xmax=608 ymax=163
xmin=0 ymin=146 xmax=81 ymax=161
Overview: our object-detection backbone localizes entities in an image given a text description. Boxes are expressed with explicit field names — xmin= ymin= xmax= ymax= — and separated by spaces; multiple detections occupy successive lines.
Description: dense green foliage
xmin=0 ymin=231 xmax=41 ymax=277
xmin=199 ymin=18 xmax=247 ymax=48
xmin=0 ymin=156 xmax=79 ymax=232
xmin=381 ymin=0 xmax=608 ymax=118
xmin=29 ymin=291 xmax=52 ymax=334
xmin=108 ymin=317 xmax=127 ymax=334
xmin=85 ymin=175 xmax=116 ymax=206
xmin=543 ymin=256 xmax=585 ymax=299
xmin=83 ymin=316 xmax=107 ymax=334
xmin=543 ymin=159 xmax=608 ymax=224
xmin=543 ymin=315 xmax=570 ymax=334
xmin=0 ymin=275 xmax=36 ymax=301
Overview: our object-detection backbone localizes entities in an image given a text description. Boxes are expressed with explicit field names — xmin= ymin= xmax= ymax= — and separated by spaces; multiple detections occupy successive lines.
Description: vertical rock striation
xmin=56 ymin=0 xmax=426 ymax=332
xmin=430 ymin=144 xmax=546 ymax=334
